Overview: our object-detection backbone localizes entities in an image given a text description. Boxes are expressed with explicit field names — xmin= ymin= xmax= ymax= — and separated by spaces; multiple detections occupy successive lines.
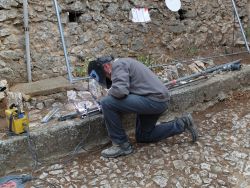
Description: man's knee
xmin=100 ymin=96 xmax=111 ymax=108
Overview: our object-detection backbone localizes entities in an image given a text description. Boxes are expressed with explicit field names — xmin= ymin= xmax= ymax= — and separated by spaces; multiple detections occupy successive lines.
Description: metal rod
xmin=72 ymin=76 xmax=91 ymax=82
xmin=168 ymin=76 xmax=208 ymax=91
xmin=165 ymin=59 xmax=241 ymax=87
xmin=231 ymin=0 xmax=250 ymax=53
xmin=23 ymin=0 xmax=32 ymax=82
xmin=52 ymin=0 xmax=73 ymax=83
xmin=150 ymin=50 xmax=247 ymax=69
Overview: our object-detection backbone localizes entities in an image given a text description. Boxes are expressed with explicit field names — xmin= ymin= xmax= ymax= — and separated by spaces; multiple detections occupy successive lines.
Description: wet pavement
xmin=23 ymin=90 xmax=250 ymax=187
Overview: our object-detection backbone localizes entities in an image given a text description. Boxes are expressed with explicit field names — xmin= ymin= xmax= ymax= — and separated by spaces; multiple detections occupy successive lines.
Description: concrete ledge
xmin=0 ymin=115 xmax=135 ymax=176
xmin=169 ymin=65 xmax=250 ymax=112
xmin=1 ymin=65 xmax=250 ymax=176
xmin=10 ymin=76 xmax=74 ymax=96
xmin=0 ymin=117 xmax=107 ymax=174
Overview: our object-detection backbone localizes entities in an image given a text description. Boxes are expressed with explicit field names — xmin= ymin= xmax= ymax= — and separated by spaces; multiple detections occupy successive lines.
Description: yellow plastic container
xmin=5 ymin=108 xmax=29 ymax=135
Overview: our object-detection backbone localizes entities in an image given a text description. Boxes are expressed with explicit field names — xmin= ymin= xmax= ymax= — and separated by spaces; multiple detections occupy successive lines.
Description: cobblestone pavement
xmin=26 ymin=91 xmax=250 ymax=188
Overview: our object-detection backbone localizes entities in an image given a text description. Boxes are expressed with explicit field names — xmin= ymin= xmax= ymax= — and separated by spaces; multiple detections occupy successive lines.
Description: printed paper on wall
xmin=131 ymin=8 xmax=151 ymax=23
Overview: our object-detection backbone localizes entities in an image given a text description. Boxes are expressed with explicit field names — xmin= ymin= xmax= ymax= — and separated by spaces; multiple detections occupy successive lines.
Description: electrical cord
xmin=60 ymin=110 xmax=108 ymax=165
xmin=60 ymin=118 xmax=91 ymax=165
xmin=20 ymin=126 xmax=90 ymax=174
xmin=25 ymin=105 xmax=102 ymax=167
xmin=21 ymin=127 xmax=59 ymax=188
xmin=24 ymin=125 xmax=40 ymax=172
xmin=75 ymin=113 xmax=109 ymax=153
xmin=33 ymin=108 xmax=106 ymax=175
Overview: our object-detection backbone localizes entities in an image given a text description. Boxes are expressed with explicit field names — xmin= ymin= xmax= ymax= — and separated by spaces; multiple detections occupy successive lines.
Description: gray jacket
xmin=108 ymin=58 xmax=170 ymax=102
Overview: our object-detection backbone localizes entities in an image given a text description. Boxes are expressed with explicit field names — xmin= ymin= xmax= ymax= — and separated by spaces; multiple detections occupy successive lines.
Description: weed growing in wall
xmin=137 ymin=55 xmax=155 ymax=67
xmin=185 ymin=46 xmax=199 ymax=57
xmin=137 ymin=54 xmax=166 ymax=75
xmin=73 ymin=57 xmax=93 ymax=77
xmin=245 ymin=27 xmax=250 ymax=38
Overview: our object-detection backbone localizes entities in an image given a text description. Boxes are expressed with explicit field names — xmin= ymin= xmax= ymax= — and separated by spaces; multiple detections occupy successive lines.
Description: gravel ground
xmin=21 ymin=89 xmax=250 ymax=188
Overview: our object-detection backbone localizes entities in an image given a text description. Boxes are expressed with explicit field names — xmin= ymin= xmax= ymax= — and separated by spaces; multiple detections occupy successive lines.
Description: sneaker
xmin=177 ymin=113 xmax=198 ymax=142
xmin=101 ymin=142 xmax=133 ymax=158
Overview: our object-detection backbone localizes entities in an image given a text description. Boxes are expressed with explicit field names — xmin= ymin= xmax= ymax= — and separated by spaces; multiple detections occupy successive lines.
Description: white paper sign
xmin=165 ymin=0 xmax=181 ymax=12
xmin=131 ymin=8 xmax=151 ymax=23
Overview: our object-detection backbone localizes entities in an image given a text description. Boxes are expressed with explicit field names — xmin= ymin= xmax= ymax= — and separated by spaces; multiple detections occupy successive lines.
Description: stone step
xmin=10 ymin=76 xmax=74 ymax=97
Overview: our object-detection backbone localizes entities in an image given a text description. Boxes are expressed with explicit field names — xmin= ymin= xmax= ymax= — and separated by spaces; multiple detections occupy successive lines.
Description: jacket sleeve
xmin=108 ymin=61 xmax=130 ymax=98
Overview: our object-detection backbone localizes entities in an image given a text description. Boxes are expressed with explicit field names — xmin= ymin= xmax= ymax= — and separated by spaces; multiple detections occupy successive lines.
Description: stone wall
xmin=0 ymin=0 xmax=249 ymax=84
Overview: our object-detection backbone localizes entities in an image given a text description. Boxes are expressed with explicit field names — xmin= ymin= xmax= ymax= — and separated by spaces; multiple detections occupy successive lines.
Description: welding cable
xmin=13 ymin=128 xmax=58 ymax=188
xmin=31 ymin=107 xmax=105 ymax=172
xmin=33 ymin=123 xmax=91 ymax=170
xmin=76 ymin=112 xmax=108 ymax=153
xmin=60 ymin=119 xmax=91 ymax=165
xmin=71 ymin=119 xmax=91 ymax=153
xmin=24 ymin=126 xmax=40 ymax=172
xmin=33 ymin=113 xmax=93 ymax=169
xmin=60 ymin=110 xmax=108 ymax=164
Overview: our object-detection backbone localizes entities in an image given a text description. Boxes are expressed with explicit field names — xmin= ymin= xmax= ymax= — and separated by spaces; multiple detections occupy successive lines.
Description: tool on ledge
xmin=5 ymin=104 xmax=29 ymax=135
xmin=58 ymin=104 xmax=102 ymax=121
xmin=41 ymin=107 xmax=60 ymax=123
xmin=165 ymin=59 xmax=242 ymax=88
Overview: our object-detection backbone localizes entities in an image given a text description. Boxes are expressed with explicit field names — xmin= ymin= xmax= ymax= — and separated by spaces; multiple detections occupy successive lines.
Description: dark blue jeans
xmin=100 ymin=94 xmax=184 ymax=144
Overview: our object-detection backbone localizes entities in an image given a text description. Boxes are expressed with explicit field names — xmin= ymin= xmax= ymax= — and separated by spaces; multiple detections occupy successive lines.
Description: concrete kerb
xmin=169 ymin=65 xmax=250 ymax=112
xmin=0 ymin=65 xmax=250 ymax=176
xmin=0 ymin=116 xmax=108 ymax=176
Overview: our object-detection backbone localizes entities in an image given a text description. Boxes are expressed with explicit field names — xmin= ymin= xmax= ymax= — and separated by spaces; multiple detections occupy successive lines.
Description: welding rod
xmin=165 ymin=59 xmax=241 ymax=88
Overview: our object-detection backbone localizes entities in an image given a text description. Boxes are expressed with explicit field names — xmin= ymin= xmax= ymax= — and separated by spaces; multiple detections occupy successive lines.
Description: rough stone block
xmin=0 ymin=97 xmax=7 ymax=118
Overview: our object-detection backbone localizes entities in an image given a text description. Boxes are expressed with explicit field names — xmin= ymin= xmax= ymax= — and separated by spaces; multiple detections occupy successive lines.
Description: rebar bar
xmin=231 ymin=0 xmax=250 ymax=53
xmin=52 ymin=0 xmax=73 ymax=83
xmin=23 ymin=0 xmax=32 ymax=82
xmin=165 ymin=59 xmax=241 ymax=88
xmin=150 ymin=51 xmax=247 ymax=69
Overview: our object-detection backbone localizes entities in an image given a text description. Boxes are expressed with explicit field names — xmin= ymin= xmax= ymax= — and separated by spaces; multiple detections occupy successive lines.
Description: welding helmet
xmin=88 ymin=55 xmax=114 ymax=88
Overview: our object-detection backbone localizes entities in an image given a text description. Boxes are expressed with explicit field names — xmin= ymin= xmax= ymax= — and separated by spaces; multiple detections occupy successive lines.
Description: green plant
xmin=137 ymin=55 xmax=155 ymax=67
xmin=73 ymin=57 xmax=93 ymax=77
xmin=245 ymin=27 xmax=250 ymax=38
xmin=137 ymin=54 xmax=166 ymax=74
xmin=74 ymin=66 xmax=87 ymax=77
xmin=185 ymin=46 xmax=199 ymax=57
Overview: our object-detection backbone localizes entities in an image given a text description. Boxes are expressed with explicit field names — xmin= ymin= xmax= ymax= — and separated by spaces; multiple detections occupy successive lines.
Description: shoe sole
xmin=186 ymin=114 xmax=198 ymax=142
xmin=101 ymin=148 xmax=133 ymax=158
